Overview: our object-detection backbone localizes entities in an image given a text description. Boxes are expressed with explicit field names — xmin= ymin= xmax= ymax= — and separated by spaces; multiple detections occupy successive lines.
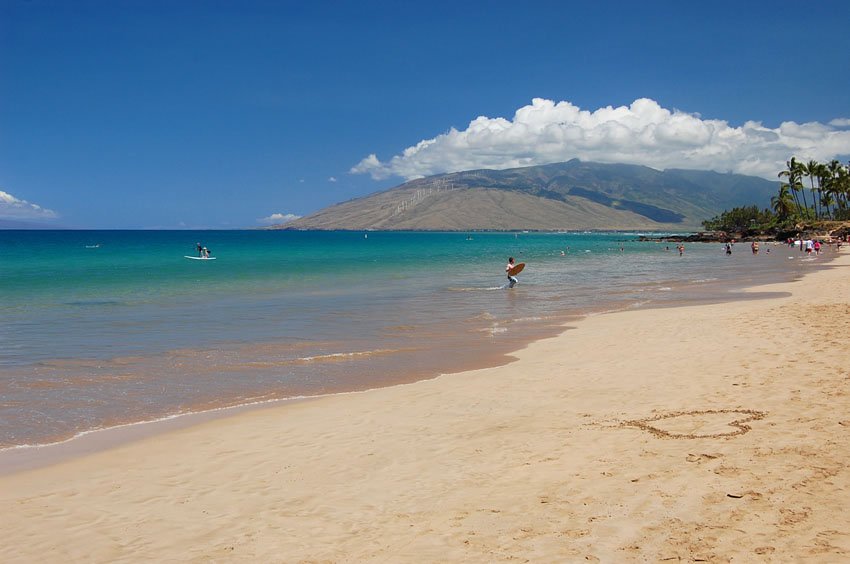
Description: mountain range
xmin=279 ymin=160 xmax=779 ymax=231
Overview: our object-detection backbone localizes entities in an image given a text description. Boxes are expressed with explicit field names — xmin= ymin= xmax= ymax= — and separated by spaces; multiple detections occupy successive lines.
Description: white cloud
xmin=830 ymin=118 xmax=850 ymax=127
xmin=0 ymin=190 xmax=58 ymax=220
xmin=258 ymin=212 xmax=301 ymax=225
xmin=328 ymin=176 xmax=338 ymax=182
xmin=351 ymin=98 xmax=850 ymax=180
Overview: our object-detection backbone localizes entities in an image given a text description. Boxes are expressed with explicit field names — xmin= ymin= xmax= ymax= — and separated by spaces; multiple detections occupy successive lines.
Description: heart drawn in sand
xmin=622 ymin=409 xmax=766 ymax=439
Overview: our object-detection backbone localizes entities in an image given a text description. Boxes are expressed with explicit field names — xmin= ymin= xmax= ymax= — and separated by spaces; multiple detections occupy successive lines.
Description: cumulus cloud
xmin=0 ymin=190 xmax=58 ymax=220
xmin=258 ymin=212 xmax=300 ymax=225
xmin=351 ymin=98 xmax=850 ymax=180
xmin=830 ymin=118 xmax=850 ymax=127
xmin=328 ymin=176 xmax=338 ymax=182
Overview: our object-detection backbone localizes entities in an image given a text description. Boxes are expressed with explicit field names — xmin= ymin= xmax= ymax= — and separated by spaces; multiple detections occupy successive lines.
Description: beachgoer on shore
xmin=506 ymin=257 xmax=518 ymax=288
xmin=814 ymin=240 xmax=821 ymax=255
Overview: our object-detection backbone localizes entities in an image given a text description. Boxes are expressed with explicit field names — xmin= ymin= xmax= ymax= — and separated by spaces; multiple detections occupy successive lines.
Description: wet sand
xmin=1 ymin=251 xmax=848 ymax=561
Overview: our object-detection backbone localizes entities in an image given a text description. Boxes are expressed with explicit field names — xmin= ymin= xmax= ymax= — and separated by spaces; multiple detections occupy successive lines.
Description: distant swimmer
xmin=751 ymin=241 xmax=759 ymax=255
xmin=506 ymin=257 xmax=519 ymax=288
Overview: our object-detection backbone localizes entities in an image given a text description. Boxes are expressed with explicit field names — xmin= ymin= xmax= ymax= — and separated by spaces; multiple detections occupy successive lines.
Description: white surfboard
xmin=184 ymin=256 xmax=216 ymax=260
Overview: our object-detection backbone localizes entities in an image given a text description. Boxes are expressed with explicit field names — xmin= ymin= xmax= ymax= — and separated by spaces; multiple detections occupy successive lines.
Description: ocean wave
xmin=447 ymin=286 xmax=507 ymax=292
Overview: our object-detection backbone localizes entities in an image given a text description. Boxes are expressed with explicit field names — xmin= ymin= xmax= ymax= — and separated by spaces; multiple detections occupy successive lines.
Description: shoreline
xmin=2 ymin=251 xmax=848 ymax=560
xmin=0 ymin=244 xmax=828 ymax=473
xmin=0 ymin=244 xmax=835 ymax=474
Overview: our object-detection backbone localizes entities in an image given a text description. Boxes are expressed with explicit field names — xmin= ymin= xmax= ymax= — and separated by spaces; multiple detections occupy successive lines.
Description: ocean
xmin=0 ymin=229 xmax=823 ymax=451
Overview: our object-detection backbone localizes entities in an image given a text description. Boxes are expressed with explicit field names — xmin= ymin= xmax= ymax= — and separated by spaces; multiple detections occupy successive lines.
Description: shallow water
xmin=0 ymin=230 xmax=825 ymax=449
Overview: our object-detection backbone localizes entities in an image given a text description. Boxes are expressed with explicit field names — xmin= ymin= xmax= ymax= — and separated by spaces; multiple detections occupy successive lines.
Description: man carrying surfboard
xmin=506 ymin=257 xmax=519 ymax=288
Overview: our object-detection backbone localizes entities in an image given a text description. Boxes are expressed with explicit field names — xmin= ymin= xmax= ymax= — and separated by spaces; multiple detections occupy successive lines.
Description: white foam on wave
xmin=0 ymin=396 xmax=308 ymax=454
xmin=298 ymin=349 xmax=394 ymax=362
xmin=447 ymin=286 xmax=506 ymax=292
xmin=0 ymin=382 xmax=402 ymax=455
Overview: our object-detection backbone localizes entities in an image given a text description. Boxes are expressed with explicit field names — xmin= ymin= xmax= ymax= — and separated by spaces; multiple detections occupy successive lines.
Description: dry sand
xmin=2 ymin=253 xmax=849 ymax=562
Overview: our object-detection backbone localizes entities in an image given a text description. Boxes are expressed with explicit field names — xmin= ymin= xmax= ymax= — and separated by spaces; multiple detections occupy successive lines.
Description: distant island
xmin=275 ymin=159 xmax=778 ymax=231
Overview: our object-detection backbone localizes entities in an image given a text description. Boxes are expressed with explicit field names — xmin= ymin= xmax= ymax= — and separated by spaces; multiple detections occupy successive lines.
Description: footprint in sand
xmin=685 ymin=453 xmax=721 ymax=463
xmin=621 ymin=409 xmax=766 ymax=439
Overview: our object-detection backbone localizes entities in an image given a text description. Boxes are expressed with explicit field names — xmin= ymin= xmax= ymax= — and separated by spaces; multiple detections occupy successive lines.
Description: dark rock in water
xmin=637 ymin=221 xmax=850 ymax=245
xmin=638 ymin=231 xmax=731 ymax=243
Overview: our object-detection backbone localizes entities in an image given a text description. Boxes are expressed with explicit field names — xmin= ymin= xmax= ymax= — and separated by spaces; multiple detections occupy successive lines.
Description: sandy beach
xmin=2 ymin=252 xmax=849 ymax=562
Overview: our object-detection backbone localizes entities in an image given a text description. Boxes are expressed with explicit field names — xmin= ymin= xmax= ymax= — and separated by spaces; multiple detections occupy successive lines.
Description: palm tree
xmin=828 ymin=160 xmax=848 ymax=217
xmin=778 ymin=157 xmax=805 ymax=217
xmin=802 ymin=160 xmax=822 ymax=219
xmin=818 ymin=162 xmax=836 ymax=219
xmin=837 ymin=163 xmax=850 ymax=219
xmin=771 ymin=183 xmax=794 ymax=222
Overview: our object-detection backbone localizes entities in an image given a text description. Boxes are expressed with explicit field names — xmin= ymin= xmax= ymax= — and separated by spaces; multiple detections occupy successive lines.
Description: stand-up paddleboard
xmin=184 ymin=256 xmax=216 ymax=260
xmin=508 ymin=262 xmax=525 ymax=276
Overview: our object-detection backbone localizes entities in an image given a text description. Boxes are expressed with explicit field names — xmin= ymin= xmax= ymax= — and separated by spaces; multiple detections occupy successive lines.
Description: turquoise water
xmin=0 ymin=230 xmax=818 ymax=449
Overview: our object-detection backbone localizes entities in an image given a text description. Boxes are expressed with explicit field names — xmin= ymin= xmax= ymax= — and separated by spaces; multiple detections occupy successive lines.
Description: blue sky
xmin=2 ymin=0 xmax=849 ymax=228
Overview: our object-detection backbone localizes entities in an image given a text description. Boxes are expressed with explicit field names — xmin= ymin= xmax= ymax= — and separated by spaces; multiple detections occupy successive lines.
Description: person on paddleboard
xmin=506 ymin=257 xmax=518 ymax=288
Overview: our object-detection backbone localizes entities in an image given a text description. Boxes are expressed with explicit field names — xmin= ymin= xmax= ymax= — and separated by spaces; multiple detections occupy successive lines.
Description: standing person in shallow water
xmin=506 ymin=257 xmax=518 ymax=288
